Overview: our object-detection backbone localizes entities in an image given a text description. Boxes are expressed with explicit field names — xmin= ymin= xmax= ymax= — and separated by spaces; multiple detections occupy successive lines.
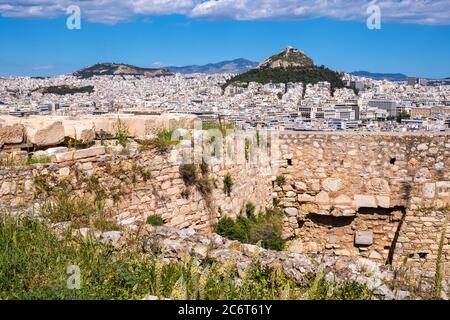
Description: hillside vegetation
xmin=225 ymin=65 xmax=345 ymax=92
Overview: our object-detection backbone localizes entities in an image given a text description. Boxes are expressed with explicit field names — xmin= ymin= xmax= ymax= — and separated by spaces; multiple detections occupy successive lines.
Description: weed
xmin=216 ymin=208 xmax=285 ymax=251
xmin=140 ymin=130 xmax=178 ymax=154
xmin=223 ymin=174 xmax=233 ymax=196
xmin=275 ymin=175 xmax=286 ymax=186
xmin=147 ymin=215 xmax=165 ymax=226
xmin=26 ymin=156 xmax=51 ymax=165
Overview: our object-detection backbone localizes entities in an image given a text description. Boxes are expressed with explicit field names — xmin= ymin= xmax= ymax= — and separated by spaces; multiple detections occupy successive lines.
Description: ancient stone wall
xmin=276 ymin=131 xmax=450 ymax=276
xmin=0 ymin=144 xmax=272 ymax=231
xmin=1 ymin=129 xmax=449 ymax=278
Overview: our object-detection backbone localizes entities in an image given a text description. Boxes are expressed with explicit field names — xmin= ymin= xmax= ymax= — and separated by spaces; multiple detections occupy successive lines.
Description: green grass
xmin=139 ymin=130 xmax=179 ymax=154
xmin=147 ymin=215 xmax=165 ymax=226
xmin=216 ymin=209 xmax=286 ymax=251
xmin=41 ymin=190 xmax=118 ymax=231
xmin=114 ymin=118 xmax=129 ymax=147
xmin=0 ymin=215 xmax=372 ymax=300
xmin=275 ymin=175 xmax=286 ymax=186
xmin=26 ymin=156 xmax=51 ymax=165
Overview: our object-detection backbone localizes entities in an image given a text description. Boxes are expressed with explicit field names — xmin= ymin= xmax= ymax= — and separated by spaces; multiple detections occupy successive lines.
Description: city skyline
xmin=0 ymin=1 xmax=450 ymax=78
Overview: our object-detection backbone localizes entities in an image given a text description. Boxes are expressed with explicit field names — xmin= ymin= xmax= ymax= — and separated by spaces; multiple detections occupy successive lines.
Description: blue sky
xmin=1 ymin=1 xmax=450 ymax=78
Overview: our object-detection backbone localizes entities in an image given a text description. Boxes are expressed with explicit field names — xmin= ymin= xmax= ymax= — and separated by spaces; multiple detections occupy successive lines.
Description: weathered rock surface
xmin=0 ymin=122 xmax=23 ymax=146
xmin=140 ymin=225 xmax=443 ymax=300
xmin=24 ymin=120 xmax=65 ymax=147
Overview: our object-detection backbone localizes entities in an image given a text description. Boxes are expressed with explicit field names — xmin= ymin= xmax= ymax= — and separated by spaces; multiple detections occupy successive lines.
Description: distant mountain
xmin=350 ymin=71 xmax=408 ymax=81
xmin=166 ymin=59 xmax=258 ymax=74
xmin=225 ymin=47 xmax=345 ymax=92
xmin=74 ymin=63 xmax=173 ymax=79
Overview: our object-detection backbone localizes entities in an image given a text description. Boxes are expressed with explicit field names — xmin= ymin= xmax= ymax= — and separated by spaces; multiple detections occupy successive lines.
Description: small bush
xmin=245 ymin=202 xmax=256 ymax=218
xmin=114 ymin=118 xmax=129 ymax=147
xmin=216 ymin=209 xmax=286 ymax=251
xmin=275 ymin=175 xmax=286 ymax=186
xmin=41 ymin=190 xmax=117 ymax=231
xmin=147 ymin=215 xmax=165 ymax=226
xmin=141 ymin=169 xmax=152 ymax=182
xmin=223 ymin=174 xmax=233 ymax=196
xmin=197 ymin=177 xmax=213 ymax=195
xmin=140 ymin=130 xmax=178 ymax=154
xmin=179 ymin=164 xmax=198 ymax=186
xmin=306 ymin=271 xmax=373 ymax=300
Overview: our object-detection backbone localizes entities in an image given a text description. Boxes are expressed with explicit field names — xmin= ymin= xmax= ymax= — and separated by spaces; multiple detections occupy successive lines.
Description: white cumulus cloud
xmin=0 ymin=0 xmax=449 ymax=25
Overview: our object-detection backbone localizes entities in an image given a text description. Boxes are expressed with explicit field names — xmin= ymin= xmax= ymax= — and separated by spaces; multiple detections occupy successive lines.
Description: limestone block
xmin=423 ymin=183 xmax=436 ymax=199
xmin=368 ymin=178 xmax=390 ymax=193
xmin=25 ymin=120 xmax=65 ymax=147
xmin=285 ymin=191 xmax=296 ymax=197
xmin=294 ymin=181 xmax=307 ymax=191
xmin=334 ymin=194 xmax=352 ymax=205
xmin=55 ymin=151 xmax=75 ymax=162
xmin=368 ymin=251 xmax=383 ymax=259
xmin=322 ymin=178 xmax=344 ymax=192
xmin=92 ymin=118 xmax=115 ymax=135
xmin=72 ymin=146 xmax=105 ymax=160
xmin=353 ymin=195 xmax=377 ymax=208
xmin=315 ymin=191 xmax=330 ymax=204
xmin=284 ymin=207 xmax=298 ymax=216
xmin=0 ymin=123 xmax=23 ymax=146
xmin=62 ymin=120 xmax=95 ymax=143
xmin=355 ymin=230 xmax=373 ymax=246
xmin=298 ymin=193 xmax=315 ymax=202
xmin=0 ymin=181 xmax=12 ymax=195
xmin=376 ymin=196 xmax=391 ymax=209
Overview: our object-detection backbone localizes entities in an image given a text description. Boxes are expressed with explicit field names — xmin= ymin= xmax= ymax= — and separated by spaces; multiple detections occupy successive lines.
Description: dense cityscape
xmin=1 ymin=0 xmax=450 ymax=305
xmin=1 ymin=54 xmax=449 ymax=132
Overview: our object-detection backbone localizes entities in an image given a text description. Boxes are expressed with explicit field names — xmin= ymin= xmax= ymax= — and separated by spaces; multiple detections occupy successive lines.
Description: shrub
xmin=244 ymin=138 xmax=250 ymax=161
xmin=197 ymin=177 xmax=213 ymax=195
xmin=245 ymin=202 xmax=256 ymax=218
xmin=141 ymin=169 xmax=152 ymax=182
xmin=179 ymin=162 xmax=214 ymax=196
xmin=275 ymin=175 xmax=286 ymax=186
xmin=147 ymin=215 xmax=165 ymax=226
xmin=114 ymin=118 xmax=129 ymax=147
xmin=140 ymin=130 xmax=178 ymax=154
xmin=41 ymin=190 xmax=118 ymax=231
xmin=305 ymin=271 xmax=373 ymax=300
xmin=216 ymin=209 xmax=286 ymax=251
xmin=223 ymin=174 xmax=233 ymax=196
xmin=179 ymin=164 xmax=198 ymax=186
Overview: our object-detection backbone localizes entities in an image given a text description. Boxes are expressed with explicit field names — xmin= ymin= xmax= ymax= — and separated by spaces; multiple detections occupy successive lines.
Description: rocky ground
xmin=44 ymin=214 xmax=448 ymax=300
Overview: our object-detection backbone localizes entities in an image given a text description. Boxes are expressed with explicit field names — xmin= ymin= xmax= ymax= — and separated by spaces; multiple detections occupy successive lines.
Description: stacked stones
xmin=275 ymin=131 xmax=450 ymax=277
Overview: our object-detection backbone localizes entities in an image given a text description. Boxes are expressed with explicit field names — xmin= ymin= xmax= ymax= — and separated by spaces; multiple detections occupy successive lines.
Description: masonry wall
xmin=0 ymin=144 xmax=273 ymax=231
xmin=276 ymin=131 xmax=450 ymax=276
xmin=1 ymin=131 xmax=449 ymax=278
